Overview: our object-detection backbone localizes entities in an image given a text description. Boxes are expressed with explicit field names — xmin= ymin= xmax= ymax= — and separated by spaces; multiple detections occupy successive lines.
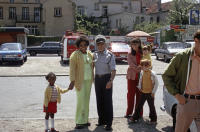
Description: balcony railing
xmin=16 ymin=15 xmax=41 ymax=23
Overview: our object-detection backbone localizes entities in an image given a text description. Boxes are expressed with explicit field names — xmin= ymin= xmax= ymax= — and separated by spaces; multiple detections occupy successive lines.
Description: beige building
xmin=0 ymin=0 xmax=74 ymax=36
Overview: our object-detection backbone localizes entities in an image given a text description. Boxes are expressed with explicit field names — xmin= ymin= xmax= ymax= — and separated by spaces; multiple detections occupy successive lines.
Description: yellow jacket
xmin=44 ymin=85 xmax=68 ymax=107
xmin=69 ymin=50 xmax=93 ymax=90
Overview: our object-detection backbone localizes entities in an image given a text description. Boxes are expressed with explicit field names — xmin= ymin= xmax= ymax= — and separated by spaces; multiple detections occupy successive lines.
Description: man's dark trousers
xmin=95 ymin=74 xmax=113 ymax=127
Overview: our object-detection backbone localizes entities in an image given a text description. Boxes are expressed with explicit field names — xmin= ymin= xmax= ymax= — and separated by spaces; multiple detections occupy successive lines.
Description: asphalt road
xmin=0 ymin=54 xmax=170 ymax=119
xmin=0 ymin=75 xmax=167 ymax=119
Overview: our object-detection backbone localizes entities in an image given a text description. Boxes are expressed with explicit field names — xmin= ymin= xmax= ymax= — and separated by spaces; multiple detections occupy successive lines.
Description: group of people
xmin=43 ymin=35 xmax=116 ymax=132
xmin=43 ymin=30 xmax=200 ymax=132
xmin=125 ymin=38 xmax=158 ymax=125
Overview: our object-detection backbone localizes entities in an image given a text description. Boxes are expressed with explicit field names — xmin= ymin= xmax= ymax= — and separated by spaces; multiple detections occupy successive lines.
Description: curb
xmin=0 ymin=73 xmax=163 ymax=77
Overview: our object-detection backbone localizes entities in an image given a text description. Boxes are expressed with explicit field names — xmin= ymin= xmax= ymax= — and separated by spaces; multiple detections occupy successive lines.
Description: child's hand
xmin=45 ymin=107 xmax=48 ymax=111
xmin=68 ymin=81 xmax=75 ymax=90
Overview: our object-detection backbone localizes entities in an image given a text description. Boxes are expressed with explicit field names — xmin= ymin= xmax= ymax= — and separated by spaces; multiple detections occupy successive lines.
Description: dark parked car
xmin=27 ymin=42 xmax=62 ymax=56
xmin=154 ymin=42 xmax=186 ymax=62
xmin=0 ymin=43 xmax=27 ymax=65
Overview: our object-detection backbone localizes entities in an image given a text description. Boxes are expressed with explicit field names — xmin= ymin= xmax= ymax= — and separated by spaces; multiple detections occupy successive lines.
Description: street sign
xmin=189 ymin=9 xmax=199 ymax=25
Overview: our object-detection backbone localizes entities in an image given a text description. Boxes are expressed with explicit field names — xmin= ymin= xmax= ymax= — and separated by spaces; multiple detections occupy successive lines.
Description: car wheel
xmin=164 ymin=56 xmax=168 ymax=62
xmin=63 ymin=61 xmax=67 ymax=64
xmin=57 ymin=51 xmax=61 ymax=56
xmin=0 ymin=61 xmax=2 ymax=65
xmin=19 ymin=59 xmax=24 ymax=65
xmin=30 ymin=51 xmax=36 ymax=56
xmin=155 ymin=53 xmax=159 ymax=60
xmin=24 ymin=56 xmax=27 ymax=62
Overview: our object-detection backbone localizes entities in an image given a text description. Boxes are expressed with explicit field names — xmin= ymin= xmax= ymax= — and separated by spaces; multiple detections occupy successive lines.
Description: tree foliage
xmin=109 ymin=25 xmax=129 ymax=36
xmin=74 ymin=12 xmax=108 ymax=35
xmin=133 ymin=22 xmax=163 ymax=33
xmin=168 ymin=0 xmax=197 ymax=25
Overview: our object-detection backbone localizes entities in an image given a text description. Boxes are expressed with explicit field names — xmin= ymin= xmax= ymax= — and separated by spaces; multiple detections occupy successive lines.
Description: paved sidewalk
xmin=0 ymin=115 xmax=173 ymax=132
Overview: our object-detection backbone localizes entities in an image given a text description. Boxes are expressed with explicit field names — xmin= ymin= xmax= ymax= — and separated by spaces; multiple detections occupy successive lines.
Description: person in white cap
xmin=93 ymin=35 xmax=116 ymax=131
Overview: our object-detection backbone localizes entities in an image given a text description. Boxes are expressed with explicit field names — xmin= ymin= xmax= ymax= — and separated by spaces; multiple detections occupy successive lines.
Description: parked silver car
xmin=161 ymin=86 xmax=198 ymax=131
xmin=155 ymin=42 xmax=186 ymax=62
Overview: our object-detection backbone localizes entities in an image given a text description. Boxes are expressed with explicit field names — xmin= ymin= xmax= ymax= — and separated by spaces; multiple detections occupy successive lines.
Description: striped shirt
xmin=50 ymin=85 xmax=58 ymax=102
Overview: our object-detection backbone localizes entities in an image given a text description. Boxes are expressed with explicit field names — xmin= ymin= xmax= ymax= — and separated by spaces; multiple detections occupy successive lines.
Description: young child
xmin=44 ymin=72 xmax=70 ymax=132
xmin=142 ymin=46 xmax=152 ymax=68
xmin=129 ymin=59 xmax=158 ymax=124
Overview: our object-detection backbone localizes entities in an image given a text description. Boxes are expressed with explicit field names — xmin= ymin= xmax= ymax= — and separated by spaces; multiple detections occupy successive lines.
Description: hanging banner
xmin=189 ymin=9 xmax=199 ymax=25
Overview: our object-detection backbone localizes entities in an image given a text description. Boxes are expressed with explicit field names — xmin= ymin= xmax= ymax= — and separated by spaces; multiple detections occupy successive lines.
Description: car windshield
xmin=167 ymin=43 xmax=185 ymax=49
xmin=186 ymin=42 xmax=195 ymax=48
xmin=0 ymin=43 xmax=20 ymax=51
xmin=111 ymin=42 xmax=130 ymax=51
xmin=68 ymin=39 xmax=76 ymax=46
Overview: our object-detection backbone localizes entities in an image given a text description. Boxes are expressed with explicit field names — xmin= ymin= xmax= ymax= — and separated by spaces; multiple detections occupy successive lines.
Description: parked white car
xmin=161 ymin=86 xmax=198 ymax=131
xmin=185 ymin=41 xmax=195 ymax=48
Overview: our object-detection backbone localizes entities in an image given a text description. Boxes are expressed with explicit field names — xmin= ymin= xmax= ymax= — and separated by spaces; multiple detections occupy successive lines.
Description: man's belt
xmin=184 ymin=94 xmax=200 ymax=100
xmin=95 ymin=73 xmax=110 ymax=78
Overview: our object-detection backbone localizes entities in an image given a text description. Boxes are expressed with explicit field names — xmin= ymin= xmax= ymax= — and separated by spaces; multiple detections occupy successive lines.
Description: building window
xmin=119 ymin=19 xmax=122 ymax=27
xmin=25 ymin=25 xmax=39 ymax=35
xmin=141 ymin=17 xmax=145 ymax=23
xmin=24 ymin=0 xmax=28 ymax=3
xmin=157 ymin=16 xmax=160 ymax=23
xmin=135 ymin=16 xmax=140 ymax=24
xmin=124 ymin=6 xmax=128 ymax=12
xmin=34 ymin=7 xmax=40 ymax=22
xmin=35 ymin=0 xmax=40 ymax=3
xmin=116 ymin=19 xmax=118 ymax=28
xmin=0 ymin=7 xmax=3 ymax=19
xmin=9 ymin=7 xmax=16 ymax=19
xmin=102 ymin=6 xmax=108 ymax=16
xmin=22 ymin=7 xmax=29 ymax=20
xmin=77 ymin=6 xmax=85 ymax=15
xmin=54 ymin=8 xmax=62 ymax=17
xmin=150 ymin=17 xmax=153 ymax=23
xmin=10 ymin=0 xmax=14 ymax=3
xmin=94 ymin=3 xmax=99 ymax=10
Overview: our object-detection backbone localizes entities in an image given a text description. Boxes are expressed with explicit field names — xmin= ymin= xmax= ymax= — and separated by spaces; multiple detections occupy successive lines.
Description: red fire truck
xmin=60 ymin=31 xmax=94 ymax=64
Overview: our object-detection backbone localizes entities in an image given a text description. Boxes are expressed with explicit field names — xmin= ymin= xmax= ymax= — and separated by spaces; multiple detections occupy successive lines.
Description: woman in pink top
xmin=125 ymin=38 xmax=143 ymax=118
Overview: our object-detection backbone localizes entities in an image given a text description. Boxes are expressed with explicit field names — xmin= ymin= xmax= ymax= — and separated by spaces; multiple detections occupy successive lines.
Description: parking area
xmin=0 ymin=54 xmax=168 ymax=76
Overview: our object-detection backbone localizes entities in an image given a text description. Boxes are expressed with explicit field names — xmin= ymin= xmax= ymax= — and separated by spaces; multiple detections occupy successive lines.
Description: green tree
xmin=168 ymin=0 xmax=197 ymax=25
xmin=74 ymin=12 xmax=108 ymax=35
xmin=133 ymin=22 xmax=163 ymax=33
xmin=109 ymin=25 xmax=129 ymax=36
